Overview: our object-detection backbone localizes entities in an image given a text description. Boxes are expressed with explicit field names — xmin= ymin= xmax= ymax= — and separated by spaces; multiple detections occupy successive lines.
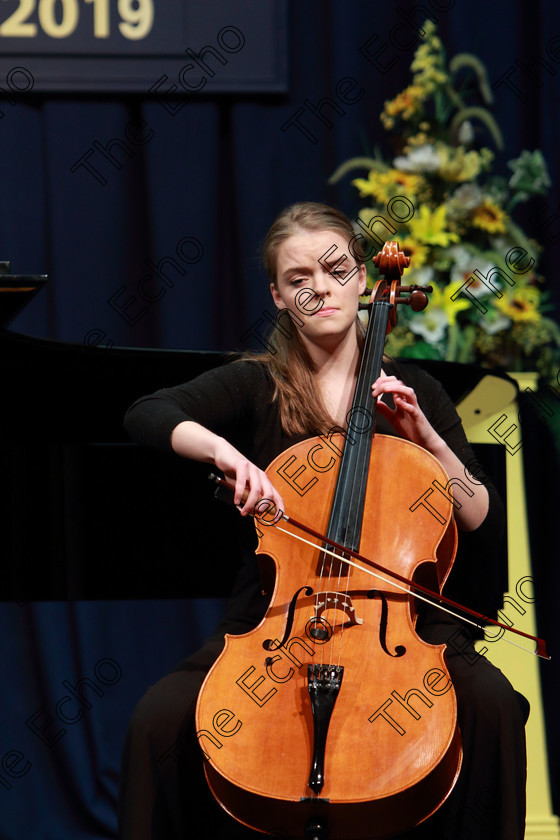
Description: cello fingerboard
xmin=324 ymin=300 xmax=391 ymax=559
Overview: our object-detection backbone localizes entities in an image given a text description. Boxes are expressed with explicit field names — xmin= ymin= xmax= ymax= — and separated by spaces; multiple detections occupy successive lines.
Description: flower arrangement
xmin=331 ymin=20 xmax=560 ymax=379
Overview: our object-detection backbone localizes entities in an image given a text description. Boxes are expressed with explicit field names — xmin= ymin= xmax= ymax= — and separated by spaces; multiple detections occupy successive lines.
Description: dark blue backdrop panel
xmin=0 ymin=599 xmax=227 ymax=839
xmin=1 ymin=0 xmax=559 ymax=837
xmin=3 ymin=0 xmax=558 ymax=352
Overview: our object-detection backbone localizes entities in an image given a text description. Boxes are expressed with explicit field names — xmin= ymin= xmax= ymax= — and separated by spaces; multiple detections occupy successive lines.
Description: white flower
xmin=457 ymin=120 xmax=475 ymax=144
xmin=447 ymin=245 xmax=472 ymax=269
xmin=409 ymin=308 xmax=448 ymax=343
xmin=450 ymin=183 xmax=483 ymax=211
xmin=470 ymin=261 xmax=501 ymax=297
xmin=480 ymin=312 xmax=511 ymax=334
xmin=449 ymin=252 xmax=498 ymax=298
xmin=393 ymin=144 xmax=442 ymax=173
xmin=406 ymin=266 xmax=435 ymax=287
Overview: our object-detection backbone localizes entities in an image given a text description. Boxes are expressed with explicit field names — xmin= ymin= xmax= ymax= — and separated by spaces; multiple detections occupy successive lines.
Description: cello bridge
xmin=313 ymin=591 xmax=363 ymax=629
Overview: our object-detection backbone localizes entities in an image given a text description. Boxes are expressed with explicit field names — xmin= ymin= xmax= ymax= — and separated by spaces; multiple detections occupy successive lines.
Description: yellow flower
xmin=409 ymin=23 xmax=448 ymax=95
xmin=411 ymin=45 xmax=436 ymax=74
xmin=494 ymin=287 xmax=541 ymax=323
xmin=352 ymin=173 xmax=391 ymax=204
xmin=436 ymin=144 xmax=493 ymax=182
xmin=382 ymin=84 xmax=425 ymax=125
xmin=407 ymin=204 xmax=459 ymax=247
xmin=420 ymin=19 xmax=438 ymax=38
xmin=352 ymin=169 xmax=424 ymax=204
xmin=470 ymin=198 xmax=508 ymax=234
xmin=409 ymin=278 xmax=471 ymax=340
xmin=399 ymin=238 xmax=430 ymax=268
xmin=430 ymin=280 xmax=472 ymax=325
xmin=413 ymin=66 xmax=448 ymax=95
xmin=407 ymin=132 xmax=432 ymax=147
xmin=392 ymin=170 xmax=425 ymax=194
xmin=356 ymin=207 xmax=398 ymax=251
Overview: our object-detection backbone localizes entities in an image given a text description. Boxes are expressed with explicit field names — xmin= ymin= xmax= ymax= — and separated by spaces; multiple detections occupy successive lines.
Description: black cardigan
xmin=124 ymin=357 xmax=506 ymax=631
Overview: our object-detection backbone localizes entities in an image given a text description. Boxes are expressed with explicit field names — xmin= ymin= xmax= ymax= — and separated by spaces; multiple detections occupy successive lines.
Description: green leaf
xmin=401 ymin=341 xmax=443 ymax=360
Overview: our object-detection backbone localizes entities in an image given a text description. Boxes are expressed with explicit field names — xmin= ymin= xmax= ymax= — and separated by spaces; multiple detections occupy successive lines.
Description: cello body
xmin=195 ymin=433 xmax=462 ymax=839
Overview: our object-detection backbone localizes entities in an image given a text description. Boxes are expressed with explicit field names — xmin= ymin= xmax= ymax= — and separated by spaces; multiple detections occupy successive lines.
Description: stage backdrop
xmin=1 ymin=1 xmax=559 ymax=838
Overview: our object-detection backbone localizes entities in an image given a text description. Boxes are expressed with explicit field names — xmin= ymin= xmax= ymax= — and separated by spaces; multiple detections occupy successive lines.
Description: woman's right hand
xmin=170 ymin=420 xmax=284 ymax=519
xmin=213 ymin=437 xmax=285 ymax=518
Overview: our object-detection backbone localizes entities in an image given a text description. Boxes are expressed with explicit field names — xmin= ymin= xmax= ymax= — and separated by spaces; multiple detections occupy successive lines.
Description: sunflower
xmin=470 ymin=198 xmax=508 ymax=234
xmin=494 ymin=287 xmax=541 ymax=323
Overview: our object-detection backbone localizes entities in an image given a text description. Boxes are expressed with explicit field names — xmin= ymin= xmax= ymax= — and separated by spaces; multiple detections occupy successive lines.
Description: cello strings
xmin=274 ymin=522 xmax=542 ymax=659
xmin=315 ymin=544 xmax=352 ymax=670
xmin=316 ymin=546 xmax=329 ymax=668
xmin=336 ymin=553 xmax=348 ymax=670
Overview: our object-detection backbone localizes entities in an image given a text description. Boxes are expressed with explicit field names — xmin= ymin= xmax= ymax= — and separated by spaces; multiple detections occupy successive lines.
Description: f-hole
xmin=367 ymin=590 xmax=406 ymax=658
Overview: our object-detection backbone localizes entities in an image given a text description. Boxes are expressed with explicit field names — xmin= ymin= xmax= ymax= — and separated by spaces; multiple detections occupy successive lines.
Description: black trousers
xmin=118 ymin=614 xmax=529 ymax=840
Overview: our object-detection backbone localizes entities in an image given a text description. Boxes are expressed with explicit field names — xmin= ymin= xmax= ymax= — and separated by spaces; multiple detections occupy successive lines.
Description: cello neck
xmin=325 ymin=300 xmax=391 ymax=553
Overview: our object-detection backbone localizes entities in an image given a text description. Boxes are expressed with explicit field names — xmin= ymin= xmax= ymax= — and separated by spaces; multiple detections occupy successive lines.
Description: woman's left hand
xmin=371 ymin=374 xmax=442 ymax=454
xmin=372 ymin=374 xmax=489 ymax=530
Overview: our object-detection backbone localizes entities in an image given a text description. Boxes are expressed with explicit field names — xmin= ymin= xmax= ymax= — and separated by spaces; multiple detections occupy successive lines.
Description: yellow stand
xmin=456 ymin=372 xmax=559 ymax=840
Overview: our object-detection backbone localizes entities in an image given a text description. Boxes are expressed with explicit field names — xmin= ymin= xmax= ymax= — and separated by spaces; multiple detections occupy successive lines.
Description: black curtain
xmin=1 ymin=1 xmax=559 ymax=837
xmin=3 ymin=0 xmax=559 ymax=351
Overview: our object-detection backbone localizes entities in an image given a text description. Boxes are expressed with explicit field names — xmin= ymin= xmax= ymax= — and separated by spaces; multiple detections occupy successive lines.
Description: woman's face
xmin=270 ymin=228 xmax=367 ymax=349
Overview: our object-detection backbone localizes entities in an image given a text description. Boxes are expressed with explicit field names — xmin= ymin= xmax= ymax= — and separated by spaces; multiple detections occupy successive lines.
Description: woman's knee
xmin=126 ymin=670 xmax=204 ymax=753
xmin=453 ymin=658 xmax=528 ymax=731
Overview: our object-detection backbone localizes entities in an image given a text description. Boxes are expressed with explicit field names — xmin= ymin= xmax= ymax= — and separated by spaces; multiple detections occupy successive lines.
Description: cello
xmin=195 ymin=241 xmax=463 ymax=839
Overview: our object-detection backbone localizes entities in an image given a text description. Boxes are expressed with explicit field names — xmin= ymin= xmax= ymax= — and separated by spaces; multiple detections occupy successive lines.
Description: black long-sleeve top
xmin=124 ymin=357 xmax=506 ymax=631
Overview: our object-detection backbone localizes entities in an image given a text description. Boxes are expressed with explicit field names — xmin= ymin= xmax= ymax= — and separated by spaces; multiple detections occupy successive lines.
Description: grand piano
xmin=0 ymin=266 xmax=246 ymax=600
xmin=0 ymin=264 xmax=538 ymax=605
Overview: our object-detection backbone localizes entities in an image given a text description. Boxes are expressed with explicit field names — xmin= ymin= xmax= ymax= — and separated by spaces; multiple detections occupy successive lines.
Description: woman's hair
xmin=250 ymin=202 xmax=365 ymax=436
xmin=263 ymin=201 xmax=363 ymax=286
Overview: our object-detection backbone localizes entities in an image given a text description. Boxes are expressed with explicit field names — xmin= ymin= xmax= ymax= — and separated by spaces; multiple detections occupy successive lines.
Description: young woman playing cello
xmin=119 ymin=202 xmax=528 ymax=840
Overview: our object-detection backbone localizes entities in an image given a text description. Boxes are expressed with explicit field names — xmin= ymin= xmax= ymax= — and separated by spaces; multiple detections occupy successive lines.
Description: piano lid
xmin=0 ymin=262 xmax=47 ymax=328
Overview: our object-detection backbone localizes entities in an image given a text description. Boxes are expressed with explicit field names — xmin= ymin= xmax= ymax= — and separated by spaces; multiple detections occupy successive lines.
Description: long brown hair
xmin=248 ymin=202 xmax=365 ymax=436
